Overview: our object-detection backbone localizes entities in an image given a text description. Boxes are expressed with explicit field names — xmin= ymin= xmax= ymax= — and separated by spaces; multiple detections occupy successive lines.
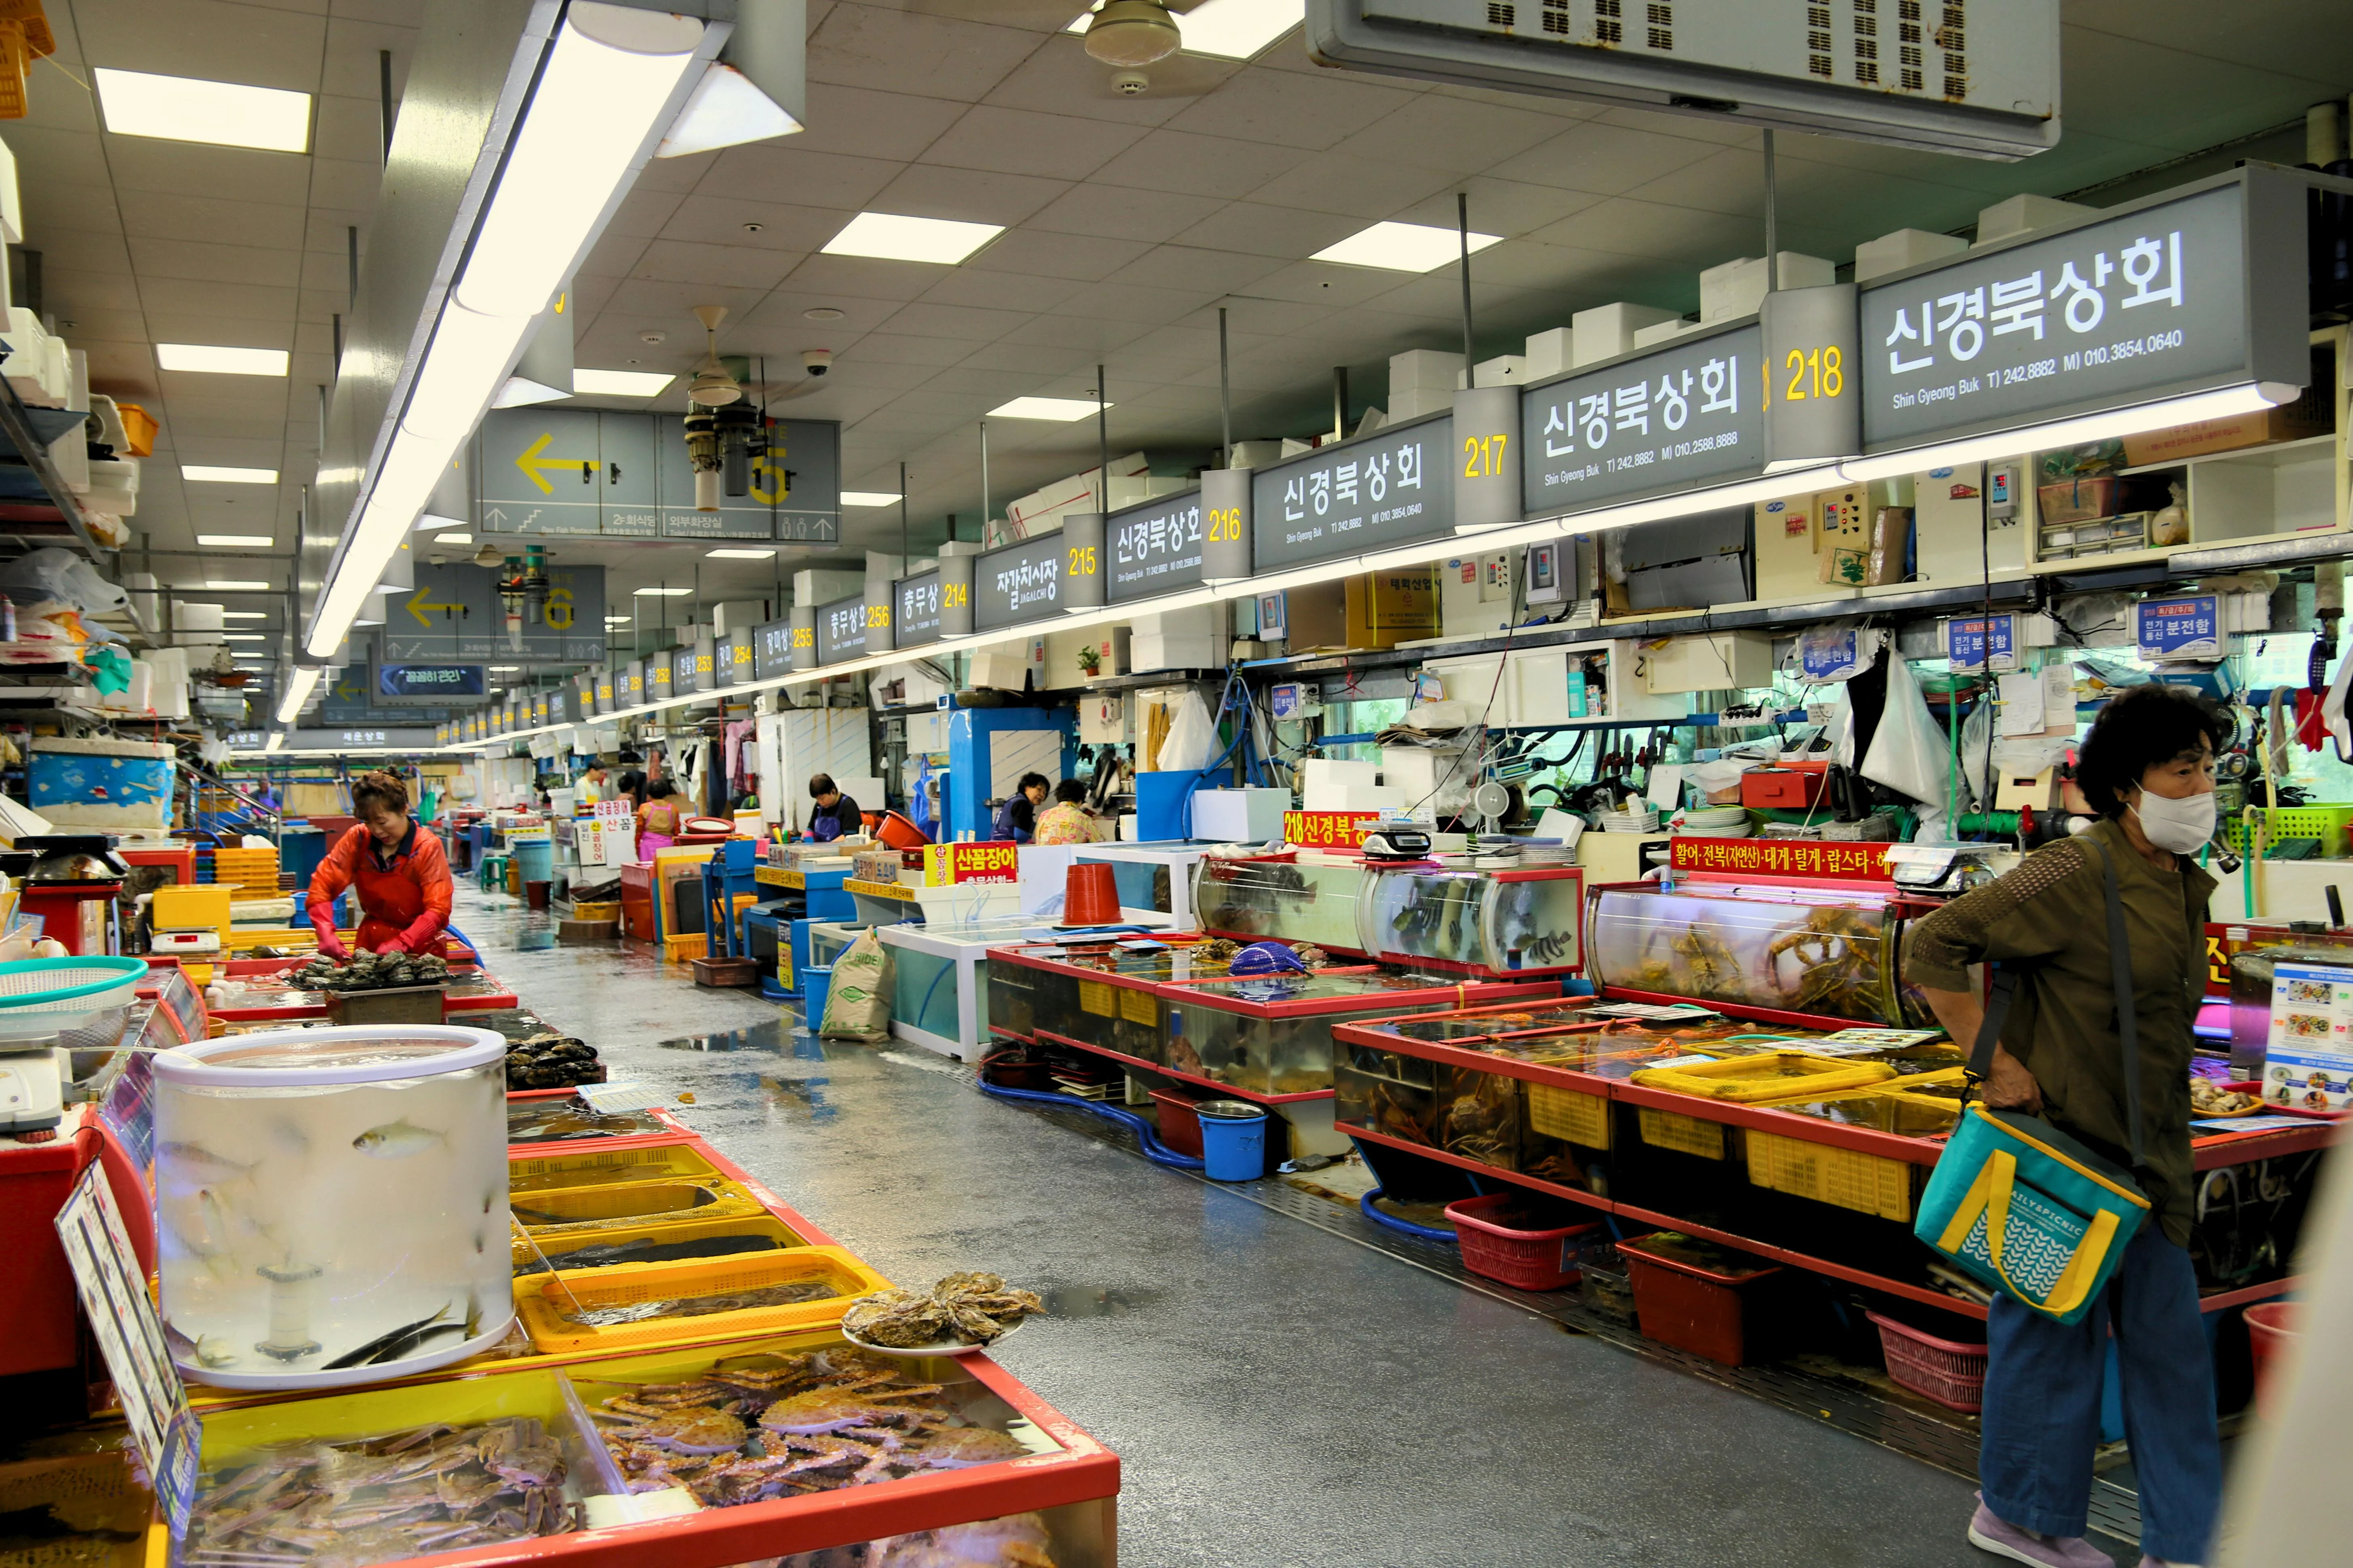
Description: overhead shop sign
xmin=718 ymin=630 xmax=750 ymax=688
xmin=1106 ymin=490 xmax=1204 ymax=603
xmin=1522 ymin=323 xmax=1765 ymax=520
xmin=375 ymin=662 xmax=485 ymax=704
xmin=473 ymin=410 xmax=842 ymax=542
xmin=753 ymin=618 xmax=795 ymax=679
xmin=671 ymin=642 xmax=704 ymax=697
xmin=1252 ymin=414 xmax=1452 ymax=574
xmin=815 ymin=593 xmax=868 ymax=664
xmin=379 ymin=561 xmax=606 ymax=663
xmin=895 ymin=570 xmax=944 ymax=648
xmin=1303 ymin=0 xmax=2063 ymax=161
xmin=974 ymin=535 xmax=1065 ymax=633
xmin=1858 ymin=170 xmax=2308 ymax=453
xmin=620 ymin=659 xmax=645 ymax=708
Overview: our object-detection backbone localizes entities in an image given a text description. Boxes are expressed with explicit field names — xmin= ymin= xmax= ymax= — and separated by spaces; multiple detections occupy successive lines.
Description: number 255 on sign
xmin=923 ymin=841 xmax=1019 ymax=885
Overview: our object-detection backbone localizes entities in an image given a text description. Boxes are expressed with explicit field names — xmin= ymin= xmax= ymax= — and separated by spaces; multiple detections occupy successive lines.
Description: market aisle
xmin=460 ymin=888 xmax=2121 ymax=1568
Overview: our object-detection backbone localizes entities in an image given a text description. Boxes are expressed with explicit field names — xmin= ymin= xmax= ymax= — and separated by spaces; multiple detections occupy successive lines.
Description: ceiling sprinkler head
xmin=1112 ymin=69 xmax=1149 ymax=95
xmin=639 ymin=329 xmax=667 ymax=344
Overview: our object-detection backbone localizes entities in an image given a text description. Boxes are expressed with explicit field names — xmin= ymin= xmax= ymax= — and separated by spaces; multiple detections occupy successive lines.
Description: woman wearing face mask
xmin=1904 ymin=683 xmax=2226 ymax=1568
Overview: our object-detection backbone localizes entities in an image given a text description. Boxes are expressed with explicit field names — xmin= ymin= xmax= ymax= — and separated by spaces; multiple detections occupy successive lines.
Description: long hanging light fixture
xmin=308 ymin=4 xmax=711 ymax=656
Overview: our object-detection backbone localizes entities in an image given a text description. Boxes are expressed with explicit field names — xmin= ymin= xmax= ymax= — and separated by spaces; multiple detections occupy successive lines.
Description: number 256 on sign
xmin=923 ymin=841 xmax=1019 ymax=885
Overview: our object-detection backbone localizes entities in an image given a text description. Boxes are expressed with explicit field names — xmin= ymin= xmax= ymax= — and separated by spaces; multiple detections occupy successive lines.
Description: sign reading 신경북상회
xmin=1283 ymin=811 xmax=1379 ymax=850
xmin=1250 ymin=414 xmax=1453 ymax=574
xmin=1520 ymin=322 xmax=1765 ymax=520
xmin=1106 ymin=490 xmax=1205 ymax=603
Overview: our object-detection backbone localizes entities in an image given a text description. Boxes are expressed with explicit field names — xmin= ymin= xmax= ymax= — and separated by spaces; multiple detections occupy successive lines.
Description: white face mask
xmin=2129 ymin=788 xmax=2217 ymax=855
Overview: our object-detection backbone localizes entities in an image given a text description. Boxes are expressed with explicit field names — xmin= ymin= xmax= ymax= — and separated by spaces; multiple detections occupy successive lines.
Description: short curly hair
xmin=2074 ymin=683 xmax=2228 ymax=818
xmin=352 ymin=769 xmax=409 ymax=816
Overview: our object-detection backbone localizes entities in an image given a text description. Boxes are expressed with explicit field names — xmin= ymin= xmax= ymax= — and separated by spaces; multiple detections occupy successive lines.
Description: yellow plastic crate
xmin=1745 ymin=1126 xmax=1917 ymax=1220
xmin=509 ymin=1177 xmax=766 ymax=1236
xmin=513 ymin=1245 xmax=892 ymax=1355
xmin=510 ymin=1144 xmax=720 ymax=1195
xmin=1638 ymin=1105 xmax=1729 ymax=1160
xmin=514 ymin=1211 xmax=812 ymax=1277
xmin=1631 ymin=1052 xmax=1897 ymax=1104
xmin=1526 ymin=1081 xmax=1611 ymax=1148
xmin=663 ymin=932 xmax=708 ymax=964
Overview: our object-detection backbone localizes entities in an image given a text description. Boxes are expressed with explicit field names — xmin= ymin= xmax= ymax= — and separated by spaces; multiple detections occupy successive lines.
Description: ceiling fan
xmin=1080 ymin=0 xmax=1239 ymax=98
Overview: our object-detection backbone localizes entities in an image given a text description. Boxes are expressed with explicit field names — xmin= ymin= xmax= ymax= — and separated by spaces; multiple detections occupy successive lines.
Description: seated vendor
xmin=806 ymin=773 xmax=863 ymax=842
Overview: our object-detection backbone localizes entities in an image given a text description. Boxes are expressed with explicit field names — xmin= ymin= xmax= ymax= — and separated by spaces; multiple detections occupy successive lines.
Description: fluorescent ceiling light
xmin=265 ymin=733 xmax=285 ymax=753
xmin=605 ymin=615 xmax=633 ymax=623
xmin=93 ymin=68 xmax=311 ymax=154
xmin=572 ymin=368 xmax=676 ymax=397
xmin=841 ymin=490 xmax=902 ymax=506
xmin=435 ymin=532 xmax=475 ymax=544
xmin=223 ymin=633 xmax=267 ymax=642
xmin=275 ymin=666 xmax=320 ymax=725
xmin=184 ymin=465 xmax=279 ymax=484
xmin=635 ymin=585 xmax=694 ymax=596
xmin=494 ymin=375 xmax=570 ymax=408
xmin=657 ymin=59 xmax=802 ymax=158
xmin=488 ymin=665 xmax=521 ymax=672
xmin=988 ymin=396 xmax=1110 ymax=421
xmin=822 ymin=212 xmax=1003 ymax=266
xmin=707 ymin=547 xmax=775 ymax=559
xmin=1171 ymin=0 xmax=1305 ymax=59
xmin=311 ymin=5 xmax=705 ymax=657
xmin=158 ymin=343 xmax=289 ymax=376
xmin=224 ymin=611 xmax=269 ymax=620
xmin=1835 ymin=381 xmax=2295 ymax=485
xmin=1310 ymin=220 xmax=1502 ymax=273
xmin=203 ymin=579 xmax=271 ymax=591
xmin=198 ymin=534 xmax=273 ymax=547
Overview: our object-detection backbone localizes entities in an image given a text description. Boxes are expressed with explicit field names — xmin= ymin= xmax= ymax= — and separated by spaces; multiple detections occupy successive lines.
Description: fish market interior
xmin=10 ymin=0 xmax=2353 ymax=1564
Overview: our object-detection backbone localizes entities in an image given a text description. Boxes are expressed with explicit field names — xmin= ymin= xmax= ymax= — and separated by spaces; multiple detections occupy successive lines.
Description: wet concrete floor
xmin=461 ymin=887 xmax=2134 ymax=1567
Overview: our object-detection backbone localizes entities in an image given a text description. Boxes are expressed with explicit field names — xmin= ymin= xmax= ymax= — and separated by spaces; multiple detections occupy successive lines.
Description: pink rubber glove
xmin=311 ymin=912 xmax=349 ymax=961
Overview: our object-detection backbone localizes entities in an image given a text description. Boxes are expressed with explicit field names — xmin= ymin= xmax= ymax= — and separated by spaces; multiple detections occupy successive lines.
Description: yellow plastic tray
xmin=1637 ymin=1105 xmax=1730 ymax=1160
xmin=514 ymin=1212 xmax=812 ymax=1276
xmin=514 ymin=1245 xmax=893 ymax=1355
xmin=1631 ymin=1052 xmax=1897 ymax=1103
xmin=1525 ymin=1081 xmax=1611 ymax=1149
xmin=510 ymin=1177 xmax=766 ymax=1235
xmin=1745 ymin=1126 xmax=1919 ymax=1221
xmin=510 ymin=1144 xmax=722 ymax=1195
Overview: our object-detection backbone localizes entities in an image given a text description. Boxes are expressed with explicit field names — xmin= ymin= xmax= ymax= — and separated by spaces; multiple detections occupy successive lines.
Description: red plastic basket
xmin=1444 ymin=1194 xmax=1600 ymax=1292
xmin=1866 ymin=1310 xmax=1988 ymax=1412
xmin=1148 ymin=1087 xmax=1206 ymax=1159
xmin=1618 ymin=1234 xmax=1783 ymax=1366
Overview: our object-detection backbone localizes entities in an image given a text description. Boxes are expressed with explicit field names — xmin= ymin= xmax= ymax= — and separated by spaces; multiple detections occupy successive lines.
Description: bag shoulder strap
xmin=1965 ymin=835 xmax=2143 ymax=1169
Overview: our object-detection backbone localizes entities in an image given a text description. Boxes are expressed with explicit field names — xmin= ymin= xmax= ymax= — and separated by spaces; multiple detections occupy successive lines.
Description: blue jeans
xmin=1980 ymin=1225 xmax=2221 ymax=1563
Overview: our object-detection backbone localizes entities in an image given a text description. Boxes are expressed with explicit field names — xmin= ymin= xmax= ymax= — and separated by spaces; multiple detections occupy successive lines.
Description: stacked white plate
xmin=1597 ymin=807 xmax=1662 ymax=833
xmin=1676 ymin=806 xmax=1752 ymax=835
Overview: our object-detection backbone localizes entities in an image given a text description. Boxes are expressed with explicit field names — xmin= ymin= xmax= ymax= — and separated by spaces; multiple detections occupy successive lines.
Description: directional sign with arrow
xmin=475 ymin=408 xmax=838 ymax=540
xmin=378 ymin=561 xmax=607 ymax=664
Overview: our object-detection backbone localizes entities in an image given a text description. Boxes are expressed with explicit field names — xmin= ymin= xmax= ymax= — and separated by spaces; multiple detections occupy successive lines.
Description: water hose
xmin=975 ymin=1079 xmax=1206 ymax=1170
xmin=1359 ymin=1185 xmax=1459 ymax=1243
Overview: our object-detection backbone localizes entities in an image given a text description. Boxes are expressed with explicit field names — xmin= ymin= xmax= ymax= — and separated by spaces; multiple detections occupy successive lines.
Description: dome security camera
xmin=802 ymin=348 xmax=832 ymax=377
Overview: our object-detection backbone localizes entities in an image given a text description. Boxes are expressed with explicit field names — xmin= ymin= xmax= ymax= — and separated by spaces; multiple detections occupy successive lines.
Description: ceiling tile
xmin=19 ymin=177 xmax=122 ymax=235
xmin=312 ymin=93 xmax=387 ymax=165
xmin=122 ymin=192 xmax=309 ymax=250
xmin=916 ymin=267 xmax=1087 ymax=314
xmin=1026 ymin=183 xmax=1225 ymax=244
xmin=864 ymin=164 xmax=1073 ymax=228
xmin=602 ymin=276 xmax=777 ymax=320
xmin=845 ymin=332 xmax=975 ymax=369
xmin=1333 ymin=94 xmax=1569 ymax=175
xmin=1103 ymin=244 xmax=1286 ymax=295
xmin=1 ymin=127 xmax=111 ymax=184
xmin=34 ymin=226 xmax=136 ymax=275
xmin=1086 ymin=127 xmax=1310 ymax=202
xmin=792 ymin=84 xmax=970 ymax=163
xmin=779 ymin=252 xmax=953 ymax=302
xmin=602 ymin=186 xmax=686 ymax=241
xmin=962 ymin=227 xmax=1149 ymax=282
xmin=956 ymin=340 xmax=1096 ymax=376
xmin=48 ymin=306 xmax=150 ymax=343
xmin=736 ymin=290 xmax=907 ymax=334
xmin=924 ymin=104 xmax=1148 ymax=182
xmin=808 ymin=4 xmax=1044 ymax=102
xmin=1172 ymin=200 xmax=1358 ymax=260
xmin=1232 ymin=259 xmax=1418 ymax=309
xmin=631 ymin=239 xmax=800 ymax=291
xmin=874 ymin=300 xmax=1031 ymax=343
xmin=74 ymin=0 xmax=328 ymax=89
xmin=1241 ymin=148 xmax=1460 ymax=222
xmin=700 ymin=143 xmax=904 ymax=212
xmin=1161 ymin=65 xmax=1415 ymax=151
xmin=1055 ymin=279 xmax=1211 ymax=326
xmin=1392 ymin=177 xmax=1602 ymax=237
xmin=45 ymin=272 xmax=146 ymax=314
xmin=104 ymin=140 xmax=314 ymax=205
xmin=995 ymin=312 xmax=1157 ymax=353
xmin=1485 ymin=121 xmax=1725 ymax=197
xmin=978 ymin=40 xmax=1214 ymax=128
xmin=319 ymin=12 xmax=418 ymax=99
xmin=141 ymin=312 xmax=298 ymax=348
xmin=305 ymin=157 xmax=387 ymax=212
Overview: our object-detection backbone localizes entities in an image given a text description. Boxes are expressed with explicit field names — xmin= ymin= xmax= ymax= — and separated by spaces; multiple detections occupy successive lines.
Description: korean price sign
xmin=1522 ymin=322 xmax=1765 ymax=516
xmin=1107 ymin=492 xmax=1206 ymax=603
xmin=974 ymin=535 xmax=1062 ymax=632
xmin=1944 ymin=613 xmax=2018 ymax=673
xmin=895 ymin=570 xmax=945 ymax=647
xmin=1860 ymin=177 xmax=2303 ymax=452
xmin=1251 ymin=414 xmax=1454 ymax=573
xmin=815 ymin=592 xmax=868 ymax=664
xmin=1670 ymin=837 xmax=1894 ymax=881
xmin=922 ymin=841 xmax=1020 ymax=885
xmin=1283 ymin=810 xmax=1379 ymax=849
xmin=2135 ymin=595 xmax=2222 ymax=660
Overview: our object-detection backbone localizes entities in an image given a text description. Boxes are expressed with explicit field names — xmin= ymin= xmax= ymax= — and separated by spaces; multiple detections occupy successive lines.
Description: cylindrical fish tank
xmin=153 ymin=1025 xmax=512 ymax=1390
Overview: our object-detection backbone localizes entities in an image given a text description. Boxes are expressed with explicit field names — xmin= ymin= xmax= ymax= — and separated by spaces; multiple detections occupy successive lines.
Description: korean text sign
xmin=974 ymin=536 xmax=1063 ymax=632
xmin=1860 ymin=180 xmax=2280 ymax=451
xmin=1670 ymin=837 xmax=1894 ymax=880
xmin=1251 ymin=414 xmax=1453 ymax=573
xmin=1945 ymin=613 xmax=2018 ymax=673
xmin=1521 ymin=323 xmax=1765 ymax=516
xmin=922 ymin=841 xmax=1019 ymax=885
xmin=1106 ymin=491 xmax=1207 ymax=603
xmin=815 ymin=593 xmax=868 ymax=664
xmin=2136 ymin=595 xmax=2221 ymax=659
xmin=1283 ymin=810 xmax=1379 ymax=849
xmin=895 ymin=571 xmax=945 ymax=647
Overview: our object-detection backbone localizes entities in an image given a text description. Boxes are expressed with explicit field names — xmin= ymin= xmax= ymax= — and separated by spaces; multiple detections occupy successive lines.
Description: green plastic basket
xmin=2224 ymin=805 xmax=2353 ymax=857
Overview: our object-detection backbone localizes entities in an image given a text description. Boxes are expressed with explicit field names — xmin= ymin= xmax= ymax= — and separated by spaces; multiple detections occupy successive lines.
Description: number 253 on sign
xmin=922 ymin=841 xmax=1019 ymax=885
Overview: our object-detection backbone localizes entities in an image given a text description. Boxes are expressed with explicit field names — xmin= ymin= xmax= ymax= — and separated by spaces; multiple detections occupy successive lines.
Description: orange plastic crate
xmin=513 ymin=1245 xmax=892 ymax=1354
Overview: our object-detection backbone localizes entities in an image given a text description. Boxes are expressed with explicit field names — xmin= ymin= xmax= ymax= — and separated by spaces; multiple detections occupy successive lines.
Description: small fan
xmin=1472 ymin=779 xmax=1514 ymax=836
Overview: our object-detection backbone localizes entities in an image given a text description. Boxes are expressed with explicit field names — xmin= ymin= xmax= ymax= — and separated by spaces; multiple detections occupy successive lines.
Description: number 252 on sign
xmin=923 ymin=841 xmax=1019 ymax=885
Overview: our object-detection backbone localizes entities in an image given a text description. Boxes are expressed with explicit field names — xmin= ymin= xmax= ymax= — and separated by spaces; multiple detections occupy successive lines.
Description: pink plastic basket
xmin=1444 ymin=1194 xmax=1600 ymax=1292
xmin=1866 ymin=1310 xmax=1988 ymax=1412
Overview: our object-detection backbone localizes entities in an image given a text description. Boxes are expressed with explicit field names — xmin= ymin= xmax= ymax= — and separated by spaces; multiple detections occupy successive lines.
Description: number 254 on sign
xmin=922 ymin=841 xmax=1019 ymax=885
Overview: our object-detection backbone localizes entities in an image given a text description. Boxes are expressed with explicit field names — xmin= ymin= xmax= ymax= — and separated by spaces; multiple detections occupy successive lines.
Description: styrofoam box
xmin=1854 ymin=228 xmax=1970 ymax=284
xmin=1130 ymin=604 xmax=1222 ymax=640
xmin=1640 ymin=631 xmax=1775 ymax=694
xmin=29 ymin=737 xmax=176 ymax=830
xmin=1389 ymin=387 xmax=1450 ymax=420
xmin=1454 ymin=355 xmax=1529 ymax=389
xmin=1330 ymin=784 xmax=1407 ymax=814
xmin=1380 ymin=748 xmax=1473 ymax=819
xmin=1390 ymin=348 xmax=1464 ymax=392
xmin=1976 ymin=193 xmax=2094 ymax=246
xmin=1130 ymin=634 xmax=1220 ymax=672
xmin=1572 ymin=302 xmax=1678 ymax=366
xmin=1192 ymin=787 xmax=1289 ymax=843
xmin=1302 ymin=758 xmax=1378 ymax=810
xmin=1632 ymin=318 xmax=1699 ymax=349
xmin=1524 ymin=326 xmax=1573 ymax=380
xmin=1698 ymin=253 xmax=1836 ymax=322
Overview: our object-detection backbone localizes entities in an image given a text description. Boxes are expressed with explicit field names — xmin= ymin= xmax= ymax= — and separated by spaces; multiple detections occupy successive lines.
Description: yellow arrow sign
xmin=406 ymin=587 xmax=466 ymax=628
xmin=514 ymin=432 xmax=596 ymax=496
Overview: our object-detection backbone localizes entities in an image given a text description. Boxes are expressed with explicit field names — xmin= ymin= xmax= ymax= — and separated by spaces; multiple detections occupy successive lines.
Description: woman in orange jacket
xmin=306 ymin=771 xmax=454 ymax=958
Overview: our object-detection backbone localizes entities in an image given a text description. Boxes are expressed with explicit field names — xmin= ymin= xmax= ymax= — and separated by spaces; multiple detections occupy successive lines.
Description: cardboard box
xmin=1639 ymin=631 xmax=1773 ymax=694
xmin=1346 ymin=568 xmax=1438 ymax=649
xmin=1866 ymin=505 xmax=1913 ymax=587
xmin=2121 ymin=376 xmax=2336 ymax=466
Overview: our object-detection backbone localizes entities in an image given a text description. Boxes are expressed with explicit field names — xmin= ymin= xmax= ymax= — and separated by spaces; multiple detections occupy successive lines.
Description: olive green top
xmin=1902 ymin=817 xmax=2211 ymax=1247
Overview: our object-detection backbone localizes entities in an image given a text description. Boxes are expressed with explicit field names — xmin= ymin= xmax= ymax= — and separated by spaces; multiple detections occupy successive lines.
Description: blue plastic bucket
xmin=1195 ymin=1100 xmax=1267 ymax=1181
xmin=510 ymin=838 xmax=554 ymax=886
xmin=800 ymin=964 xmax=833 ymax=1032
